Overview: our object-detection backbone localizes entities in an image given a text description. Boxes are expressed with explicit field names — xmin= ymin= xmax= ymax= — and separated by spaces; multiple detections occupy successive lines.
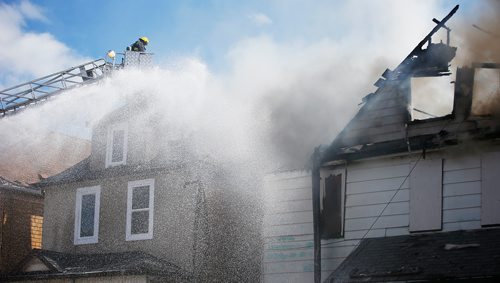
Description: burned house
xmin=2 ymin=97 xmax=262 ymax=282
xmin=312 ymin=5 xmax=500 ymax=283
xmin=262 ymin=5 xmax=500 ymax=283
xmin=0 ymin=177 xmax=43 ymax=275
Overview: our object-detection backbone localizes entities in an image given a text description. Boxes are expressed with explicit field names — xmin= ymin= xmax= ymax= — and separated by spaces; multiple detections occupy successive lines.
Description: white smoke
xmin=0 ymin=0 xmax=480 ymax=177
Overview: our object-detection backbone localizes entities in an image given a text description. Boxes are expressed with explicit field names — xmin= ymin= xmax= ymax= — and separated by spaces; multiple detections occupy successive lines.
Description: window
xmin=105 ymin=122 xmax=128 ymax=168
xmin=126 ymin=179 xmax=154 ymax=241
xmin=320 ymin=168 xmax=345 ymax=239
xmin=74 ymin=186 xmax=101 ymax=245
xmin=30 ymin=215 xmax=43 ymax=249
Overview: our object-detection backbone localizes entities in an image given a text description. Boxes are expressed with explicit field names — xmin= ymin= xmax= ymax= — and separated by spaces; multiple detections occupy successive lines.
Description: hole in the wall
xmin=411 ymin=76 xmax=454 ymax=120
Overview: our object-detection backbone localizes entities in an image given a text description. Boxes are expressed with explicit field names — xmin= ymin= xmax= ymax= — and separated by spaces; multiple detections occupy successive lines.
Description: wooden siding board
xmin=265 ymin=187 xmax=311 ymax=202
xmin=443 ymin=207 xmax=481 ymax=223
xmin=265 ymin=223 xmax=313 ymax=237
xmin=443 ymin=220 xmax=481 ymax=231
xmin=443 ymin=156 xmax=481 ymax=171
xmin=346 ymin=189 xmax=409 ymax=207
xmin=345 ymin=214 xmax=409 ymax=231
xmin=345 ymin=201 xmax=409 ymax=219
xmin=339 ymin=131 xmax=406 ymax=148
xmin=267 ymin=176 xmax=311 ymax=191
xmin=347 ymin=164 xmax=409 ymax=183
xmin=443 ymin=168 xmax=481 ymax=184
xmin=344 ymin=228 xmax=386 ymax=239
xmin=265 ymin=211 xmax=313 ymax=226
xmin=347 ymin=177 xmax=409 ymax=195
xmin=342 ymin=123 xmax=404 ymax=140
xmin=481 ymin=152 xmax=500 ymax=226
xmin=268 ymin=199 xmax=312 ymax=214
xmin=263 ymin=272 xmax=313 ymax=283
xmin=443 ymin=194 xmax=481 ymax=210
xmin=443 ymin=181 xmax=481 ymax=197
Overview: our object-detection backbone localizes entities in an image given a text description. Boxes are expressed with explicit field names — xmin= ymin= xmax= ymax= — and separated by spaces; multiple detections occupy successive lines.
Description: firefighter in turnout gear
xmin=128 ymin=37 xmax=149 ymax=52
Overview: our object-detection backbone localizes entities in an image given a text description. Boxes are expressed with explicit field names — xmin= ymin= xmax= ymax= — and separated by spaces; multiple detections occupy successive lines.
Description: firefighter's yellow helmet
xmin=140 ymin=37 xmax=149 ymax=44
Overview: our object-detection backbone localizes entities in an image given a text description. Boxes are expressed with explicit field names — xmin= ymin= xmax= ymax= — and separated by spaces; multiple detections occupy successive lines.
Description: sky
xmin=0 ymin=0 xmax=497 ymax=170
xmin=0 ymin=0 xmax=478 ymax=87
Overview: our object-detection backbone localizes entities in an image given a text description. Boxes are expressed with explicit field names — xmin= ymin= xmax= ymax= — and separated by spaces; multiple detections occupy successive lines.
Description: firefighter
xmin=128 ymin=37 xmax=149 ymax=52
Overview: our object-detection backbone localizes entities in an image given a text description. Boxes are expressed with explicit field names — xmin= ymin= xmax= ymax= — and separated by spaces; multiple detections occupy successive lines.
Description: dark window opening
xmin=321 ymin=173 xmax=342 ymax=239
xmin=80 ymin=194 xmax=96 ymax=237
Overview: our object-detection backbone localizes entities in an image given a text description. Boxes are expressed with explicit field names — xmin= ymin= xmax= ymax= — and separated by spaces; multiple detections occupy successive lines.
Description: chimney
xmin=452 ymin=66 xmax=474 ymax=121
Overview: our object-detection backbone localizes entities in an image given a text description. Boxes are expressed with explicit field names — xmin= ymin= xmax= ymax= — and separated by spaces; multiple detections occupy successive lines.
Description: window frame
xmin=74 ymin=186 xmax=101 ymax=245
xmin=126 ymin=179 xmax=155 ymax=241
xmin=105 ymin=122 xmax=128 ymax=168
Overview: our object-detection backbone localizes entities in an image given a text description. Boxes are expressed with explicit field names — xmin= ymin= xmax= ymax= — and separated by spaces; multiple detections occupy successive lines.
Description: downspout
xmin=312 ymin=147 xmax=322 ymax=283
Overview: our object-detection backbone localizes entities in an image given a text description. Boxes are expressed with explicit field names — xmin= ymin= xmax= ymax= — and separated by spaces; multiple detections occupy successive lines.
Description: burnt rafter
xmin=363 ymin=5 xmax=459 ymax=103
xmin=393 ymin=5 xmax=459 ymax=78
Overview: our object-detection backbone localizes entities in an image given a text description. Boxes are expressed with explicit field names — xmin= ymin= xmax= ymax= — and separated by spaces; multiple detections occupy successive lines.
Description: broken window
xmin=74 ymin=186 xmax=101 ymax=245
xmin=471 ymin=67 xmax=500 ymax=116
xmin=320 ymin=169 xmax=345 ymax=239
xmin=411 ymin=76 xmax=454 ymax=120
xmin=126 ymin=179 xmax=155 ymax=241
xmin=105 ymin=122 xmax=128 ymax=168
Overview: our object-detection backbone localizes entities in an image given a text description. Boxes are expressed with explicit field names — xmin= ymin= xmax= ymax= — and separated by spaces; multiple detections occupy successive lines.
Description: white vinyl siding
xmin=442 ymin=156 xmax=482 ymax=231
xmin=105 ymin=122 xmax=128 ymax=168
xmin=409 ymin=158 xmax=443 ymax=232
xmin=74 ymin=186 xmax=101 ymax=245
xmin=263 ymin=171 xmax=315 ymax=283
xmin=126 ymin=179 xmax=154 ymax=241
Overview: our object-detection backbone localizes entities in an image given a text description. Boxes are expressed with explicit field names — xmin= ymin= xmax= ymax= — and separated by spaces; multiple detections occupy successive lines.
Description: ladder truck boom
xmin=0 ymin=51 xmax=153 ymax=118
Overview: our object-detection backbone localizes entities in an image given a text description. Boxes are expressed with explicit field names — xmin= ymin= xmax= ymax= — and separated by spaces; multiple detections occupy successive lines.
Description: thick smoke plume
xmin=2 ymin=1 xmax=488 ymax=177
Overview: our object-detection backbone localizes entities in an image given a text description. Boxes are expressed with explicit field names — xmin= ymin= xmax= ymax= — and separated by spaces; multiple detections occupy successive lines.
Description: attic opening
xmin=411 ymin=76 xmax=455 ymax=120
xmin=471 ymin=65 xmax=500 ymax=116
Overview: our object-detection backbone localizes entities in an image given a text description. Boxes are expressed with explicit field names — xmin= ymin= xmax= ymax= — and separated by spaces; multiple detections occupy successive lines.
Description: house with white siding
xmin=312 ymin=8 xmax=500 ymax=283
xmin=262 ymin=5 xmax=500 ymax=282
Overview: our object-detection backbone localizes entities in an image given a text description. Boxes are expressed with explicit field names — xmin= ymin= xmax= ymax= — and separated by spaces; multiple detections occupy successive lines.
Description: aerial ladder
xmin=0 ymin=51 xmax=153 ymax=118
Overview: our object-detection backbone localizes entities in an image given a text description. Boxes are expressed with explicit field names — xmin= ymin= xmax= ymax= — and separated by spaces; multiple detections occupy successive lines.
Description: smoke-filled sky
xmin=0 ymin=0 xmax=498 ymax=172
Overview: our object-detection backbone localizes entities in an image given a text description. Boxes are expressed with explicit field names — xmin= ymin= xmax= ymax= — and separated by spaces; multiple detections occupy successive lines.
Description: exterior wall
xmin=89 ymin=110 xmax=179 ymax=172
xmin=15 ymin=275 xmax=147 ymax=283
xmin=335 ymin=80 xmax=410 ymax=147
xmin=318 ymin=146 xmax=500 ymax=282
xmin=442 ymin=155 xmax=482 ymax=231
xmin=0 ymin=191 xmax=43 ymax=274
xmin=262 ymin=170 xmax=314 ymax=283
xmin=42 ymin=169 xmax=199 ymax=272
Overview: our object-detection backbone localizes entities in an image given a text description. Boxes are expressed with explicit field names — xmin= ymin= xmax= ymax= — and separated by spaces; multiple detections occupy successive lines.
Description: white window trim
xmin=126 ymin=179 xmax=155 ymax=241
xmin=74 ymin=186 xmax=101 ymax=245
xmin=105 ymin=122 xmax=128 ymax=168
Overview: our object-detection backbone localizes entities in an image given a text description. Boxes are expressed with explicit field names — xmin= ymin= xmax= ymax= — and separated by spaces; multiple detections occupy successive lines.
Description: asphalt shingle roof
xmin=4 ymin=250 xmax=191 ymax=282
xmin=327 ymin=228 xmax=500 ymax=282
